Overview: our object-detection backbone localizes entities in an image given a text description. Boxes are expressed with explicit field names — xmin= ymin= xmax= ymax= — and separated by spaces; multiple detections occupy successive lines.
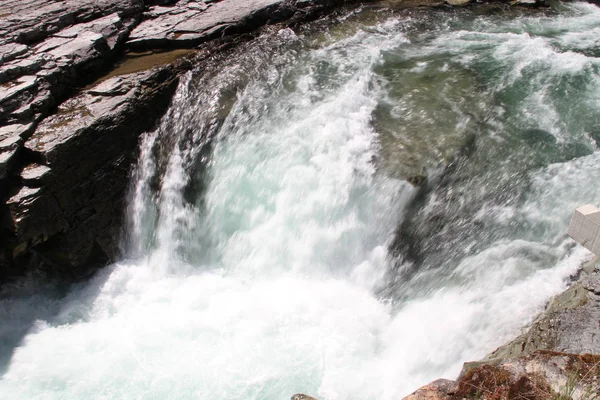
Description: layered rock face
xmin=0 ymin=0 xmax=148 ymax=279
xmin=0 ymin=0 xmax=366 ymax=282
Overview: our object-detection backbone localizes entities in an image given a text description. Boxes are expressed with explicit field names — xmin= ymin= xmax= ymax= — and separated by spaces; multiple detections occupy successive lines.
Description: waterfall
xmin=1 ymin=3 xmax=600 ymax=399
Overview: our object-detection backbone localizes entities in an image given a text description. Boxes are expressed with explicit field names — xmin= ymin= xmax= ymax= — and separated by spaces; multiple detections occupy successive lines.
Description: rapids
xmin=1 ymin=2 xmax=600 ymax=399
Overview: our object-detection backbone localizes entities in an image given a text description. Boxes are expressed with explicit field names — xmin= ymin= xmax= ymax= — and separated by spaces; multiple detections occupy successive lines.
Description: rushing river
xmin=2 ymin=2 xmax=600 ymax=399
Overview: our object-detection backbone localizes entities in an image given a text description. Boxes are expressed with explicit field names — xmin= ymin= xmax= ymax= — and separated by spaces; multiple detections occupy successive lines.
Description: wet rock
xmin=0 ymin=1 xmax=150 ymax=282
xmin=446 ymin=0 xmax=471 ymax=5
xmin=0 ymin=43 xmax=29 ymax=64
xmin=0 ymin=75 xmax=37 ymax=106
xmin=0 ymin=0 xmax=143 ymax=128
xmin=291 ymin=395 xmax=318 ymax=400
xmin=0 ymin=133 xmax=23 ymax=181
xmin=407 ymin=173 xmax=427 ymax=187
xmin=0 ymin=148 xmax=19 ymax=181
xmin=2 ymin=65 xmax=181 ymax=278
xmin=0 ymin=118 xmax=24 ymax=139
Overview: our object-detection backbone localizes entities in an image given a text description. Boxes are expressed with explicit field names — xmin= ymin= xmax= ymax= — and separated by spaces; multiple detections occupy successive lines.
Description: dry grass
xmin=451 ymin=355 xmax=600 ymax=400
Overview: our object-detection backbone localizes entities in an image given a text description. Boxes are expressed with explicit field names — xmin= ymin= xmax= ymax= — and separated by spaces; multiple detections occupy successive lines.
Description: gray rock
xmin=486 ymin=269 xmax=600 ymax=359
xmin=127 ymin=0 xmax=343 ymax=50
xmin=581 ymin=272 xmax=600 ymax=295
xmin=0 ymin=133 xmax=22 ymax=150
xmin=0 ymin=1 xmax=143 ymax=126
xmin=0 ymin=0 xmax=146 ymax=212
xmin=0 ymin=43 xmax=29 ymax=65
xmin=0 ymin=57 xmax=43 ymax=84
xmin=0 ymin=122 xmax=34 ymax=140
xmin=0 ymin=132 xmax=23 ymax=181
xmin=4 ymin=64 xmax=181 ymax=278
xmin=7 ymin=186 xmax=69 ymax=257
xmin=0 ymin=147 xmax=19 ymax=180
xmin=20 ymin=163 xmax=52 ymax=186
xmin=0 ymin=75 xmax=37 ymax=105
xmin=402 ymin=379 xmax=456 ymax=400
xmin=0 ymin=0 xmax=143 ymax=47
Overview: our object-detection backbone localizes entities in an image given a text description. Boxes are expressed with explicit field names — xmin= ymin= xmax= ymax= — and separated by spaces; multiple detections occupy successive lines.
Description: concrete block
xmin=567 ymin=204 xmax=600 ymax=255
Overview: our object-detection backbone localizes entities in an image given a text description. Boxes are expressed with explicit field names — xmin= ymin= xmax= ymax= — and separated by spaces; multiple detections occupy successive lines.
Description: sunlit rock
xmin=401 ymin=379 xmax=455 ymax=399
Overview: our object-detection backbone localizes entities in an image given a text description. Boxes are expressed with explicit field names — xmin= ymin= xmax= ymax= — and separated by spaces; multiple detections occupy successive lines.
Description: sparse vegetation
xmin=451 ymin=353 xmax=600 ymax=400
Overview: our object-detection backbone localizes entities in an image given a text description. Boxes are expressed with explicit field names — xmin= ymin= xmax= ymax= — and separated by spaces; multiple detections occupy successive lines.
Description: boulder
xmin=402 ymin=379 xmax=455 ymax=399
xmin=455 ymin=352 xmax=600 ymax=400
xmin=407 ymin=352 xmax=600 ymax=400
xmin=485 ymin=266 xmax=600 ymax=361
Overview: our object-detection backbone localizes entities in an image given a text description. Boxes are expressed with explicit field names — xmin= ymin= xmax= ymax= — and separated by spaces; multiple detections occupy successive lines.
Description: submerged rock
xmin=291 ymin=394 xmax=318 ymax=400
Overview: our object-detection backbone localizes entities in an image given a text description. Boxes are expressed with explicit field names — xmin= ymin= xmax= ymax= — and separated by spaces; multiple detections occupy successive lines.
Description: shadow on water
xmin=384 ymin=123 xmax=596 ymax=303
xmin=365 ymin=3 xmax=600 ymax=303
xmin=0 ymin=266 xmax=116 ymax=376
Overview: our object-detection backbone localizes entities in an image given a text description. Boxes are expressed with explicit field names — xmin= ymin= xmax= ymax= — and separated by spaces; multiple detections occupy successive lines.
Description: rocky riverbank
xmin=402 ymin=258 xmax=600 ymax=399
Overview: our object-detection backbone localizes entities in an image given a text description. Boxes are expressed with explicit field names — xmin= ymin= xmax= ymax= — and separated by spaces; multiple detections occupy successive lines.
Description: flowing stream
xmin=2 ymin=2 xmax=600 ymax=399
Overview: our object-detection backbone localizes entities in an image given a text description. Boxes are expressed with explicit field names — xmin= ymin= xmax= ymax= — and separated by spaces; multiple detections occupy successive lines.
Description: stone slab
xmin=567 ymin=204 xmax=600 ymax=255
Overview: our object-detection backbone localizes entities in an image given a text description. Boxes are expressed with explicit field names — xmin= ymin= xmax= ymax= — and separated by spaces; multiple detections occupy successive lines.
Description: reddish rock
xmin=402 ymin=379 xmax=456 ymax=400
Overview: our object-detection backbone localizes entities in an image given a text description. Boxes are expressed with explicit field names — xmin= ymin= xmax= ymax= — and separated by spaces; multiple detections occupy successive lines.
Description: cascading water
xmin=1 ymin=2 xmax=600 ymax=399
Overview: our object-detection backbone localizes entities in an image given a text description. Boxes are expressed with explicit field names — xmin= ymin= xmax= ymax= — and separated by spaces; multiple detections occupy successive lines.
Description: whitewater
xmin=1 ymin=2 xmax=600 ymax=399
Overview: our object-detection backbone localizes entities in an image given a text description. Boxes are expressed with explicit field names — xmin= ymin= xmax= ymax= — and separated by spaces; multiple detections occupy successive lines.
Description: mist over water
xmin=1 ymin=3 xmax=600 ymax=399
